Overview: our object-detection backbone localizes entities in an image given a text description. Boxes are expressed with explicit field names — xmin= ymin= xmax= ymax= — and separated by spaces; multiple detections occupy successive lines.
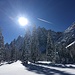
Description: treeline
xmin=0 ymin=26 xmax=75 ymax=64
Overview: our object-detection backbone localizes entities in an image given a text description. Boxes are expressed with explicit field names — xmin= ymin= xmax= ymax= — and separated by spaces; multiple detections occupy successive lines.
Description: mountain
xmin=56 ymin=22 xmax=75 ymax=47
xmin=64 ymin=21 xmax=75 ymax=33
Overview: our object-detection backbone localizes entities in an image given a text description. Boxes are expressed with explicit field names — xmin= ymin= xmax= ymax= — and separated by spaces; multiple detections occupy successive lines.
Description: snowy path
xmin=0 ymin=61 xmax=75 ymax=75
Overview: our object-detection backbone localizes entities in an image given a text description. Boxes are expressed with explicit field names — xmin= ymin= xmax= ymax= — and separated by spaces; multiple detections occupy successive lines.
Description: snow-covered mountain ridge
xmin=56 ymin=22 xmax=75 ymax=47
xmin=64 ymin=22 xmax=75 ymax=33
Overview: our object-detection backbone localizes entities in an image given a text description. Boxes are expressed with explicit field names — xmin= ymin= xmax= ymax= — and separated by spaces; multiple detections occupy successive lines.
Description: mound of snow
xmin=0 ymin=61 xmax=43 ymax=75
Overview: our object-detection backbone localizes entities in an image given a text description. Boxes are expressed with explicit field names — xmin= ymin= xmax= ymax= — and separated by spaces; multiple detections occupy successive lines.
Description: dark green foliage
xmin=31 ymin=25 xmax=40 ymax=63
xmin=0 ymin=29 xmax=5 ymax=63
xmin=21 ymin=28 xmax=31 ymax=64
xmin=10 ymin=40 xmax=16 ymax=61
xmin=46 ymin=30 xmax=55 ymax=62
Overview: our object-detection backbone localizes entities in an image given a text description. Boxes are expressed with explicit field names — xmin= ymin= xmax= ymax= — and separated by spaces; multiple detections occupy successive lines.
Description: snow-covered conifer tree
xmin=0 ymin=29 xmax=5 ymax=63
xmin=10 ymin=39 xmax=16 ymax=62
xmin=21 ymin=28 xmax=31 ymax=64
xmin=46 ymin=30 xmax=54 ymax=62
xmin=5 ymin=43 xmax=11 ymax=62
xmin=31 ymin=25 xmax=39 ymax=63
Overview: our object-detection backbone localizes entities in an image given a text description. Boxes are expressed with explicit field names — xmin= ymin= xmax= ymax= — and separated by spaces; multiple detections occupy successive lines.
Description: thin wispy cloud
xmin=37 ymin=18 xmax=53 ymax=24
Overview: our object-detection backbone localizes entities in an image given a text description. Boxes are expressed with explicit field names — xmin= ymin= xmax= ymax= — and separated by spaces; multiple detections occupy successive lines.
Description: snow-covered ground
xmin=0 ymin=61 xmax=75 ymax=75
xmin=0 ymin=61 xmax=43 ymax=75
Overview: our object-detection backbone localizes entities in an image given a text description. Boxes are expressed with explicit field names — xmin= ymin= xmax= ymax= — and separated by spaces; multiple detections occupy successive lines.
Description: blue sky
xmin=0 ymin=0 xmax=75 ymax=43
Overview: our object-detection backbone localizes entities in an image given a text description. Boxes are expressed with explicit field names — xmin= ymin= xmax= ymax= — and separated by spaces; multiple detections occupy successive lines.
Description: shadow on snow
xmin=35 ymin=62 xmax=75 ymax=69
xmin=22 ymin=63 xmax=74 ymax=75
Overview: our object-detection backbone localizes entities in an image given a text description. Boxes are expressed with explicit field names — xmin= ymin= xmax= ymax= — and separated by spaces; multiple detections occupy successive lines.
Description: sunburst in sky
xmin=18 ymin=17 xmax=28 ymax=26
xmin=0 ymin=0 xmax=75 ymax=43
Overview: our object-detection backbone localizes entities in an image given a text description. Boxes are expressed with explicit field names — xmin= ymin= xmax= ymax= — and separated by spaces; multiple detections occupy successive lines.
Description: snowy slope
xmin=0 ymin=61 xmax=75 ymax=75
xmin=0 ymin=61 xmax=43 ymax=75
xmin=56 ymin=22 xmax=75 ymax=46
xmin=64 ymin=22 xmax=75 ymax=33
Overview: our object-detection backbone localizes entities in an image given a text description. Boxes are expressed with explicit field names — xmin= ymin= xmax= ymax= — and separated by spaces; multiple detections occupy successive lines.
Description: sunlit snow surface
xmin=0 ymin=61 xmax=75 ymax=75
xmin=0 ymin=61 xmax=43 ymax=75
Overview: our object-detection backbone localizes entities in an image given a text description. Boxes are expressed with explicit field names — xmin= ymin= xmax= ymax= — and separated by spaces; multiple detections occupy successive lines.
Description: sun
xmin=18 ymin=17 xmax=28 ymax=26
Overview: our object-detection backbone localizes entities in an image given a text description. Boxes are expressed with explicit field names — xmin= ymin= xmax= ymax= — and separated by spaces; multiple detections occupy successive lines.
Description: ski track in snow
xmin=0 ymin=61 xmax=75 ymax=75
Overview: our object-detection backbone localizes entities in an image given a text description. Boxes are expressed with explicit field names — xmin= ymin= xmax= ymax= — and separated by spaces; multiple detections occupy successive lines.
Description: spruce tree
xmin=31 ymin=25 xmax=39 ymax=63
xmin=21 ymin=28 xmax=31 ymax=64
xmin=0 ymin=29 xmax=5 ymax=63
xmin=5 ymin=43 xmax=11 ymax=62
xmin=46 ymin=30 xmax=54 ymax=62
xmin=10 ymin=39 xmax=16 ymax=62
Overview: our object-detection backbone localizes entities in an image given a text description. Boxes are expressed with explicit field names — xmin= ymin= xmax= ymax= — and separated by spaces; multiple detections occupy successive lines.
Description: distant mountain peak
xmin=64 ymin=21 xmax=75 ymax=33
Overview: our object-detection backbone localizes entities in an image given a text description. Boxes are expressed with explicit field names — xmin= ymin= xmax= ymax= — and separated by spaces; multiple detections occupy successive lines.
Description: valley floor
xmin=0 ymin=61 xmax=75 ymax=75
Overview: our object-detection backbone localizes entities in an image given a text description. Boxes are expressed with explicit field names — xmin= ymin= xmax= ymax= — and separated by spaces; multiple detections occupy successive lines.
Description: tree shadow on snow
xmin=22 ymin=63 xmax=74 ymax=75
xmin=35 ymin=62 xmax=75 ymax=69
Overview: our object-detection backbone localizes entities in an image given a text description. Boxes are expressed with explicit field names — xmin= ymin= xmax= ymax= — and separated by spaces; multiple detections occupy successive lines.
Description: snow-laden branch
xmin=66 ymin=41 xmax=75 ymax=48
